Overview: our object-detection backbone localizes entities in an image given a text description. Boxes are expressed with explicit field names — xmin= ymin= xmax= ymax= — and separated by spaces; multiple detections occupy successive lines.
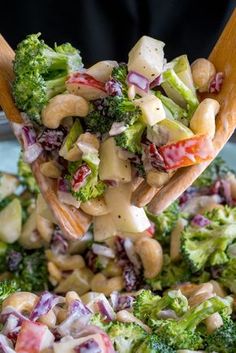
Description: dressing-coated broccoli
xmin=181 ymin=207 xmax=236 ymax=273
xmin=146 ymin=201 xmax=180 ymax=245
xmin=133 ymin=289 xmax=188 ymax=326
xmin=219 ymin=258 xmax=236 ymax=294
xmin=89 ymin=313 xmax=112 ymax=332
xmin=13 ymin=33 xmax=83 ymax=122
xmin=205 ymin=317 xmax=236 ymax=353
xmin=136 ymin=334 xmax=175 ymax=353
xmin=0 ymin=279 xmax=19 ymax=304
xmin=85 ymin=96 xmax=141 ymax=135
xmin=108 ymin=322 xmax=146 ymax=353
xmin=111 ymin=63 xmax=128 ymax=95
xmin=115 ymin=121 xmax=145 ymax=153
xmin=155 ymin=296 xmax=228 ymax=350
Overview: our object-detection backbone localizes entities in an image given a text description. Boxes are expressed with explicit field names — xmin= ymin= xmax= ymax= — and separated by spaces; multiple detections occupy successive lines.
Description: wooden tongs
xmin=0 ymin=10 xmax=236 ymax=239
xmin=0 ymin=37 xmax=91 ymax=240
xmin=148 ymin=9 xmax=236 ymax=214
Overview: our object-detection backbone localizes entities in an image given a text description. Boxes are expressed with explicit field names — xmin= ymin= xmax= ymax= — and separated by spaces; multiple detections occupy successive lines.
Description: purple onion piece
xmin=191 ymin=214 xmax=211 ymax=227
xmin=209 ymin=72 xmax=224 ymax=93
xmin=211 ymin=179 xmax=233 ymax=206
xmin=30 ymin=292 xmax=63 ymax=322
xmin=109 ymin=122 xmax=127 ymax=136
xmin=69 ymin=300 xmax=91 ymax=316
xmin=150 ymin=74 xmax=163 ymax=89
xmin=105 ymin=79 xmax=122 ymax=96
xmin=74 ymin=338 xmax=102 ymax=353
xmin=51 ymin=227 xmax=69 ymax=255
xmin=110 ymin=292 xmax=134 ymax=312
xmin=21 ymin=126 xmax=37 ymax=147
xmin=96 ymin=300 xmax=115 ymax=322
xmin=127 ymin=71 xmax=149 ymax=92
xmin=0 ymin=335 xmax=15 ymax=353
xmin=57 ymin=311 xmax=92 ymax=337
xmin=23 ymin=143 xmax=43 ymax=164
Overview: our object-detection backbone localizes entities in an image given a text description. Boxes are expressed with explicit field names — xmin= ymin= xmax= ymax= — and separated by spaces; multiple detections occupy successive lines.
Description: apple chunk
xmin=15 ymin=321 xmax=54 ymax=353
xmin=134 ymin=94 xmax=165 ymax=126
xmin=66 ymin=72 xmax=107 ymax=100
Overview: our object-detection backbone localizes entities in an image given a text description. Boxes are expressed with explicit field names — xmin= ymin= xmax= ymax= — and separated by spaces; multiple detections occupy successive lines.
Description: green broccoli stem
xmin=177 ymin=296 xmax=227 ymax=331
xmin=152 ymin=290 xmax=188 ymax=317
xmin=46 ymin=75 xmax=67 ymax=99
xmin=162 ymin=69 xmax=199 ymax=116
xmin=155 ymin=91 xmax=187 ymax=120
xmin=43 ymin=47 xmax=70 ymax=71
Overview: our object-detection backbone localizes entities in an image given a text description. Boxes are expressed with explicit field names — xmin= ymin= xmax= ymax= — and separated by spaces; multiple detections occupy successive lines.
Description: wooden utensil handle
xmin=0 ymin=34 xmax=23 ymax=123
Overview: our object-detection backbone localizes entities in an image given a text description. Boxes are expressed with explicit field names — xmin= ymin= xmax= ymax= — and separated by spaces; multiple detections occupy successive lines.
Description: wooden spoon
xmin=0 ymin=35 xmax=91 ymax=239
xmin=148 ymin=9 xmax=236 ymax=214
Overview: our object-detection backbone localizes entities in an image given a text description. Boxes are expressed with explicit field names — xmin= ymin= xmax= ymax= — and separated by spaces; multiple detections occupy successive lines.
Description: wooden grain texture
xmin=148 ymin=9 xmax=236 ymax=214
xmin=0 ymin=34 xmax=91 ymax=239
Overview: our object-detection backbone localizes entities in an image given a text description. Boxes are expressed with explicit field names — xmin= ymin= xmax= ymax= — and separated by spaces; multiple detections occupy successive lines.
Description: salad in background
xmin=0 ymin=155 xmax=236 ymax=352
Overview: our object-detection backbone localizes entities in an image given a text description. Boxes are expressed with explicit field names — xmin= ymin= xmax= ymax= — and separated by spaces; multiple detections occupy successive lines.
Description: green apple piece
xmin=128 ymin=36 xmax=165 ymax=81
xmin=155 ymin=91 xmax=187 ymax=121
xmin=134 ymin=94 xmax=165 ymax=126
xmin=93 ymin=213 xmax=117 ymax=242
xmin=59 ymin=119 xmax=83 ymax=158
xmin=99 ymin=137 xmax=131 ymax=183
xmin=105 ymin=183 xmax=151 ymax=233
xmin=172 ymin=55 xmax=196 ymax=94
xmin=159 ymin=119 xmax=194 ymax=143
xmin=0 ymin=173 xmax=19 ymax=202
xmin=0 ymin=198 xmax=22 ymax=243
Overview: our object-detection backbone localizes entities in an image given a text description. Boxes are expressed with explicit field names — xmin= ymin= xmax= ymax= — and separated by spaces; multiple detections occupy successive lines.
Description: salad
xmin=0 ymin=155 xmax=236 ymax=353
xmin=10 ymin=33 xmax=223 ymax=238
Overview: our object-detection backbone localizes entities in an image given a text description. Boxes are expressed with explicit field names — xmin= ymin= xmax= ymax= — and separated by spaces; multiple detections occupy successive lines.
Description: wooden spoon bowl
xmin=148 ymin=9 xmax=236 ymax=214
xmin=0 ymin=36 xmax=91 ymax=239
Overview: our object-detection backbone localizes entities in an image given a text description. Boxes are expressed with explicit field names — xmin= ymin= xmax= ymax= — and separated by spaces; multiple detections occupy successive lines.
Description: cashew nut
xmin=86 ymin=61 xmax=118 ymax=82
xmin=42 ymin=94 xmax=89 ymax=129
xmin=116 ymin=310 xmax=151 ymax=333
xmin=36 ymin=215 xmax=54 ymax=243
xmin=188 ymin=291 xmax=214 ymax=308
xmin=146 ymin=170 xmax=171 ymax=188
xmin=190 ymin=98 xmax=220 ymax=139
xmin=131 ymin=181 xmax=158 ymax=207
xmin=80 ymin=197 xmax=109 ymax=216
xmin=205 ymin=312 xmax=223 ymax=334
xmin=40 ymin=161 xmax=61 ymax=179
xmin=135 ymin=237 xmax=163 ymax=279
xmin=191 ymin=58 xmax=216 ymax=92
xmin=2 ymin=292 xmax=38 ymax=313
xmin=90 ymin=273 xmax=124 ymax=296
xmin=39 ymin=309 xmax=57 ymax=328
xmin=48 ymin=261 xmax=62 ymax=283
xmin=65 ymin=291 xmax=80 ymax=306
xmin=210 ymin=280 xmax=226 ymax=298
xmin=45 ymin=250 xmax=85 ymax=271
xmin=170 ymin=218 xmax=187 ymax=262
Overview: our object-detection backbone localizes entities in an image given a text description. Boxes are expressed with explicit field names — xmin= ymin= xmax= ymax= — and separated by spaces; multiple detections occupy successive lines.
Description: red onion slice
xmin=96 ymin=300 xmax=115 ymax=322
xmin=123 ymin=238 xmax=141 ymax=270
xmin=30 ymin=292 xmax=64 ymax=322
xmin=23 ymin=143 xmax=43 ymax=164
xmin=209 ymin=72 xmax=224 ymax=93
xmin=74 ymin=338 xmax=102 ymax=353
xmin=127 ymin=71 xmax=149 ymax=92
xmin=0 ymin=334 xmax=15 ymax=353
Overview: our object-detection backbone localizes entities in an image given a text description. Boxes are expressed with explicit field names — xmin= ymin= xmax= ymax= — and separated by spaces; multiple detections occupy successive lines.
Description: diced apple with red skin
xmin=158 ymin=134 xmax=214 ymax=170
xmin=15 ymin=321 xmax=54 ymax=353
xmin=53 ymin=333 xmax=115 ymax=353
xmin=66 ymin=72 xmax=107 ymax=100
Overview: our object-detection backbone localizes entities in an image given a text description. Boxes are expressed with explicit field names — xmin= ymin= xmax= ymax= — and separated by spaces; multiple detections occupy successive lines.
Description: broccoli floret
xmin=115 ymin=121 xmax=145 ymax=153
xmin=69 ymin=152 xmax=106 ymax=202
xmin=181 ymin=215 xmax=236 ymax=273
xmin=18 ymin=154 xmax=39 ymax=193
xmin=136 ymin=334 xmax=175 ymax=353
xmin=108 ymin=322 xmax=146 ymax=353
xmin=0 ymin=242 xmax=48 ymax=292
xmin=133 ymin=289 xmax=188 ymax=326
xmin=0 ymin=279 xmax=19 ymax=304
xmin=155 ymin=296 xmax=229 ymax=350
xmin=13 ymin=33 xmax=83 ymax=122
xmin=219 ymin=258 xmax=236 ymax=294
xmin=205 ymin=317 xmax=236 ymax=353
xmin=146 ymin=201 xmax=180 ymax=244
xmin=205 ymin=205 xmax=236 ymax=225
xmin=85 ymin=96 xmax=141 ymax=135
xmin=193 ymin=157 xmax=233 ymax=188
xmin=89 ymin=313 xmax=112 ymax=332
xmin=111 ymin=63 xmax=128 ymax=95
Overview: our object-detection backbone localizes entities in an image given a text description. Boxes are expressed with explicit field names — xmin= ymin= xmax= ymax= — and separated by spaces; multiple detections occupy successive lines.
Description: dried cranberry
xmin=72 ymin=164 xmax=91 ymax=191
xmin=191 ymin=214 xmax=211 ymax=228
xmin=37 ymin=127 xmax=67 ymax=151
xmin=74 ymin=338 xmax=102 ymax=353
xmin=123 ymin=263 xmax=140 ymax=291
xmin=7 ymin=251 xmax=22 ymax=271
xmin=116 ymin=295 xmax=134 ymax=311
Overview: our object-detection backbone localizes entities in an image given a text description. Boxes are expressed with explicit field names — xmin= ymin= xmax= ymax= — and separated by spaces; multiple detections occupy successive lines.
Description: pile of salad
xmin=0 ymin=155 xmax=236 ymax=353
xmin=10 ymin=33 xmax=223 ymax=237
